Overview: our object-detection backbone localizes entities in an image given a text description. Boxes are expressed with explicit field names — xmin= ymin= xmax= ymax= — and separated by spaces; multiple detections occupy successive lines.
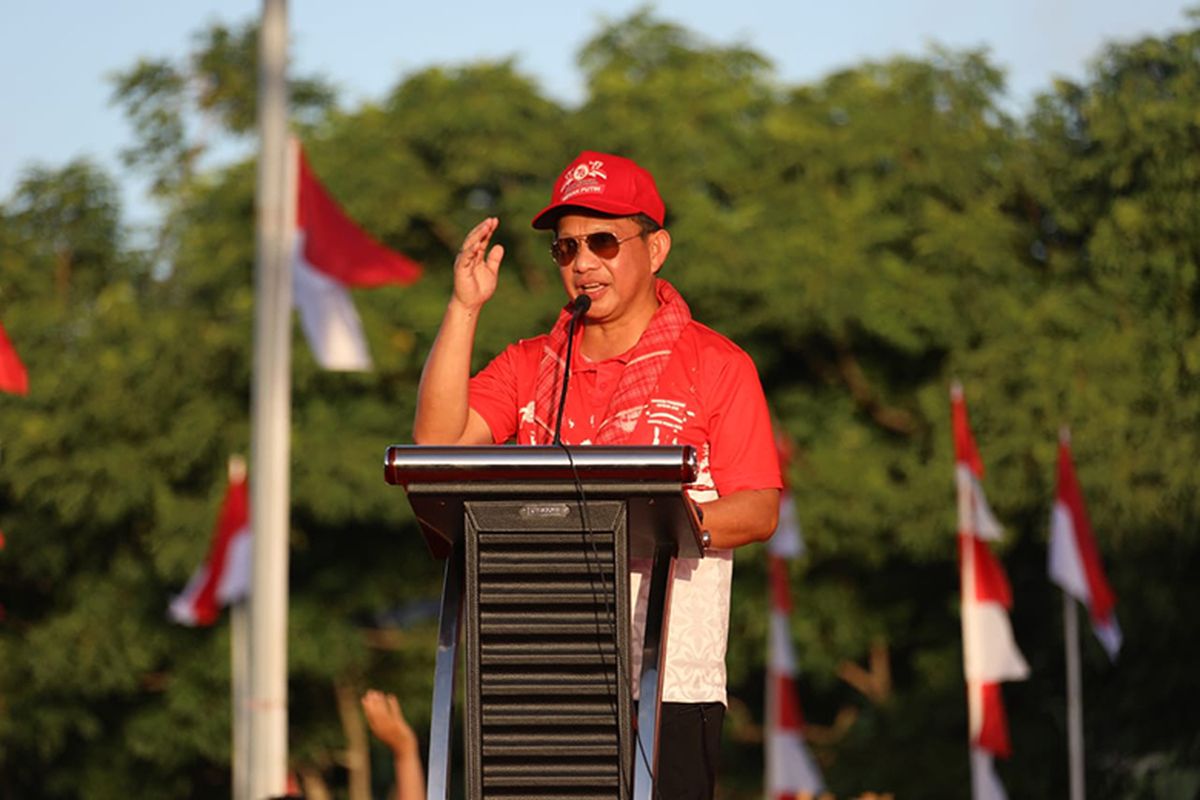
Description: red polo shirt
xmin=469 ymin=319 xmax=780 ymax=497
xmin=469 ymin=317 xmax=781 ymax=704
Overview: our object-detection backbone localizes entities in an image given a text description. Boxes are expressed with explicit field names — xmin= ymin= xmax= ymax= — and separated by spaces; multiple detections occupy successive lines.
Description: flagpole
xmin=1064 ymin=590 xmax=1085 ymax=800
xmin=958 ymin=451 xmax=980 ymax=797
xmin=219 ymin=453 xmax=251 ymax=800
xmin=963 ymin=561 xmax=983 ymax=800
xmin=954 ymin=383 xmax=980 ymax=798
xmin=231 ymin=600 xmax=250 ymax=800
xmin=249 ymin=0 xmax=292 ymax=796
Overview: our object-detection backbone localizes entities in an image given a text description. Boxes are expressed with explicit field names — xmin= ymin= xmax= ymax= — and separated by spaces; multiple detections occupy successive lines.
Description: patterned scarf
xmin=530 ymin=279 xmax=692 ymax=445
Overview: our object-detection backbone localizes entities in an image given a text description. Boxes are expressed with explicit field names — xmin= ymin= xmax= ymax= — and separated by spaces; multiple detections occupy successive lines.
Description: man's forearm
xmin=696 ymin=488 xmax=780 ymax=550
xmin=414 ymin=300 xmax=483 ymax=444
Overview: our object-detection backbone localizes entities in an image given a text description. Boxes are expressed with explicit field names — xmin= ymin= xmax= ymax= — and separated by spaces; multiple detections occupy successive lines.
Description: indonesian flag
xmin=952 ymin=383 xmax=1029 ymax=800
xmin=765 ymin=433 xmax=824 ymax=799
xmin=170 ymin=458 xmax=252 ymax=626
xmin=291 ymin=139 xmax=422 ymax=370
xmin=0 ymin=320 xmax=29 ymax=396
xmin=1049 ymin=428 xmax=1121 ymax=660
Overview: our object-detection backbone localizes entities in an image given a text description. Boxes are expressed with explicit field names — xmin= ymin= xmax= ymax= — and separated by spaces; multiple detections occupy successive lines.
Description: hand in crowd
xmin=361 ymin=689 xmax=419 ymax=761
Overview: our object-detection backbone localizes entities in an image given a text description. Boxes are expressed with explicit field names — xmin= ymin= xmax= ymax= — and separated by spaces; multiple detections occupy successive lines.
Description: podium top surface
xmin=384 ymin=445 xmax=698 ymax=487
xmin=384 ymin=445 xmax=704 ymax=560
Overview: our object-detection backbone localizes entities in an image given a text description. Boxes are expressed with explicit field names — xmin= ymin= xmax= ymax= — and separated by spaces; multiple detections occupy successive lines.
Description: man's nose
xmin=572 ymin=244 xmax=602 ymax=272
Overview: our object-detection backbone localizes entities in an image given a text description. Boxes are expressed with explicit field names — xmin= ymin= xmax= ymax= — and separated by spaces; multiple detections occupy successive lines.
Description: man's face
xmin=553 ymin=213 xmax=668 ymax=324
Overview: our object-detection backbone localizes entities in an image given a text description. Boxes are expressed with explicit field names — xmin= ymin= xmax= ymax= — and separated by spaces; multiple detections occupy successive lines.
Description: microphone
xmin=568 ymin=293 xmax=592 ymax=316
xmin=552 ymin=295 xmax=591 ymax=445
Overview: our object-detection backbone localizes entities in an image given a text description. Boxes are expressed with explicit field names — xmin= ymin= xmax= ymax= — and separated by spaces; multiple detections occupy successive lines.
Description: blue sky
xmin=1 ymin=1 xmax=1195 ymax=228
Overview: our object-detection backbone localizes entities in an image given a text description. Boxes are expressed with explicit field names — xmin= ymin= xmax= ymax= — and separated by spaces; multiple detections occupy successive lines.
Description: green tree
xmin=1 ymin=21 xmax=436 ymax=799
xmin=1 ymin=159 xmax=243 ymax=797
xmin=1011 ymin=18 xmax=1200 ymax=797
xmin=3 ymin=8 xmax=1199 ymax=799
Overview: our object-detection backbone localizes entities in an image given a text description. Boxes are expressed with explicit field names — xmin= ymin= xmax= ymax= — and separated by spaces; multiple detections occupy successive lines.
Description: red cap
xmin=531 ymin=151 xmax=665 ymax=230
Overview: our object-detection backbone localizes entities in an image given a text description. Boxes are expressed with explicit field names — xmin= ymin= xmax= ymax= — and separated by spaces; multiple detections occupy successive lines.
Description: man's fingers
xmin=485 ymin=243 xmax=505 ymax=273
xmin=454 ymin=218 xmax=501 ymax=282
xmin=461 ymin=217 xmax=499 ymax=255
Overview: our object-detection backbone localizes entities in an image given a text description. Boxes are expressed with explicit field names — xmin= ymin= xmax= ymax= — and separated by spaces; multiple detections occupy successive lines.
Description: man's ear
xmin=648 ymin=229 xmax=671 ymax=274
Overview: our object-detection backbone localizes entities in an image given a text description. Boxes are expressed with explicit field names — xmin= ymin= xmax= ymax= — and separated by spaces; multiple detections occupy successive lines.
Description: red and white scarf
xmin=528 ymin=279 xmax=692 ymax=445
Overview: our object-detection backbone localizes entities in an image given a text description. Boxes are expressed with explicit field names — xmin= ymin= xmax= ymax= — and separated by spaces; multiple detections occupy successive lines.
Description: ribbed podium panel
xmin=465 ymin=501 xmax=633 ymax=800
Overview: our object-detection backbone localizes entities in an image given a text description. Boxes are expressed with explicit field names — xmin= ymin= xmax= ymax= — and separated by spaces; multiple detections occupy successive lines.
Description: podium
xmin=384 ymin=445 xmax=704 ymax=800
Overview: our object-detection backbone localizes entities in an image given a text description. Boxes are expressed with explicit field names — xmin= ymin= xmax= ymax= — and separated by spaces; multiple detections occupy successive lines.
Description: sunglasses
xmin=549 ymin=231 xmax=644 ymax=267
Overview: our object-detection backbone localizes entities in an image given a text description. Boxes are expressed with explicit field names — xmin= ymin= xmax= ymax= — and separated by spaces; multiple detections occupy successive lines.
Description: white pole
xmin=1064 ymin=590 xmax=1085 ymax=800
xmin=249 ymin=0 xmax=291 ymax=797
xmin=953 ymin=382 xmax=981 ymax=799
xmin=231 ymin=600 xmax=250 ymax=800
xmin=228 ymin=454 xmax=251 ymax=800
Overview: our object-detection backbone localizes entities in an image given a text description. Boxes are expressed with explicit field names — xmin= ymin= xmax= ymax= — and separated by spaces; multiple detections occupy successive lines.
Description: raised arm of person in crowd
xmin=361 ymin=690 xmax=425 ymax=800
xmin=413 ymin=217 xmax=505 ymax=445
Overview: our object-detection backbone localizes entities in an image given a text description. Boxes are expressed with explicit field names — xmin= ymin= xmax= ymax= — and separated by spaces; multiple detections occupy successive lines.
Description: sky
xmin=1 ymin=1 xmax=1195 ymax=228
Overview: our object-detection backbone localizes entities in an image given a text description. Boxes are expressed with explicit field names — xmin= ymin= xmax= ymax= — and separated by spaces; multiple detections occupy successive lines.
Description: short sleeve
xmin=468 ymin=346 xmax=522 ymax=444
xmin=705 ymin=348 xmax=782 ymax=495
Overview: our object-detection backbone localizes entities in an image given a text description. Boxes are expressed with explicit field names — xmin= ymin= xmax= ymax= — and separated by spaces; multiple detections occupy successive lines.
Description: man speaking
xmin=414 ymin=150 xmax=782 ymax=799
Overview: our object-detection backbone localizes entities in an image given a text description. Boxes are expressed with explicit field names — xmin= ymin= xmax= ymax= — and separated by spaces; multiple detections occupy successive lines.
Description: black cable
xmin=551 ymin=293 xmax=661 ymax=798
xmin=557 ymin=446 xmax=619 ymax=791
xmin=555 ymin=446 xmax=660 ymax=792
xmin=559 ymin=445 xmax=661 ymax=800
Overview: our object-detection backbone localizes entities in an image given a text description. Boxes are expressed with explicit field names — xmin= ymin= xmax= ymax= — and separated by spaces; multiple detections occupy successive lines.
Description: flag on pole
xmin=765 ymin=433 xmax=824 ymax=799
xmin=0 ymin=321 xmax=29 ymax=396
xmin=170 ymin=457 xmax=252 ymax=626
xmin=1049 ymin=428 xmax=1121 ymax=660
xmin=952 ymin=383 xmax=1029 ymax=800
xmin=291 ymin=140 xmax=422 ymax=370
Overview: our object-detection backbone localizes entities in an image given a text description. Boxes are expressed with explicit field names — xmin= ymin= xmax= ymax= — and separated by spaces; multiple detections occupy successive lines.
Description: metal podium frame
xmin=384 ymin=445 xmax=704 ymax=800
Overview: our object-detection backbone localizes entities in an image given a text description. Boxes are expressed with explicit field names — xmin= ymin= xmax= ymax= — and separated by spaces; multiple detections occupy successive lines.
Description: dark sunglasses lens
xmin=586 ymin=232 xmax=621 ymax=258
xmin=550 ymin=238 xmax=578 ymax=266
xmin=551 ymin=231 xmax=628 ymax=266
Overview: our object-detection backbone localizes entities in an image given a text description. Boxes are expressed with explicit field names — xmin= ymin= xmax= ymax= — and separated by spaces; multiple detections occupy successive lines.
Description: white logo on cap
xmin=561 ymin=160 xmax=607 ymax=197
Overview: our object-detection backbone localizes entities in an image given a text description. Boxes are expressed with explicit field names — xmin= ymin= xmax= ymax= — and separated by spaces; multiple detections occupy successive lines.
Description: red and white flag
xmin=291 ymin=140 xmax=422 ymax=370
xmin=170 ymin=458 xmax=252 ymax=626
xmin=952 ymin=383 xmax=1029 ymax=800
xmin=0 ymin=320 xmax=29 ymax=396
xmin=1049 ymin=428 xmax=1121 ymax=660
xmin=765 ymin=435 xmax=824 ymax=799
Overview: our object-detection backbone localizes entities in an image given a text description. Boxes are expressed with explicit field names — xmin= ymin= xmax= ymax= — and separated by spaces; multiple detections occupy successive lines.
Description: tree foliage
xmin=2 ymin=10 xmax=1198 ymax=799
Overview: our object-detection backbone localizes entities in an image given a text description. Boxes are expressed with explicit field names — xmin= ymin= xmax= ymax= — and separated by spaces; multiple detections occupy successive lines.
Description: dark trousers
xmin=652 ymin=701 xmax=725 ymax=800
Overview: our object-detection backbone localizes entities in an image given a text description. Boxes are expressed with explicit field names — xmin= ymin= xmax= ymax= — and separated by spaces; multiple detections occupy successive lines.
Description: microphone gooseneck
xmin=552 ymin=295 xmax=591 ymax=446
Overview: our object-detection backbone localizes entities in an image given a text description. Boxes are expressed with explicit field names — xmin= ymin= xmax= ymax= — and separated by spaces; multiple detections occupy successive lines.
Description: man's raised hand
xmin=452 ymin=217 xmax=504 ymax=311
